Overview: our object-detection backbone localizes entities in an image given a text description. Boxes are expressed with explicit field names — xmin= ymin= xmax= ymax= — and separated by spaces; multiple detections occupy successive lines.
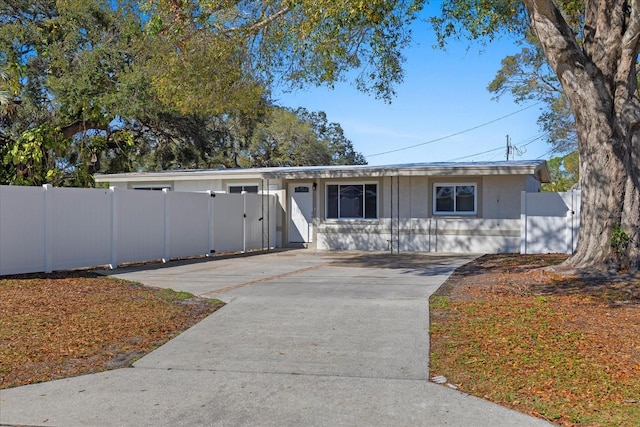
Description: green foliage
xmin=611 ymin=224 xmax=630 ymax=255
xmin=0 ymin=0 xmax=398 ymax=186
xmin=155 ymin=288 xmax=196 ymax=302
xmin=430 ymin=1 xmax=529 ymax=48
xmin=294 ymin=108 xmax=367 ymax=165
xmin=249 ymin=108 xmax=330 ymax=167
xmin=430 ymin=295 xmax=451 ymax=310
xmin=541 ymin=151 xmax=579 ymax=192
xmin=2 ymin=125 xmax=66 ymax=186
xmin=0 ymin=69 xmax=7 ymax=108
xmin=0 ymin=0 xmax=149 ymax=185
xmin=247 ymin=107 xmax=367 ymax=167
xmin=145 ymin=33 xmax=265 ymax=117
xmin=141 ymin=0 xmax=423 ymax=103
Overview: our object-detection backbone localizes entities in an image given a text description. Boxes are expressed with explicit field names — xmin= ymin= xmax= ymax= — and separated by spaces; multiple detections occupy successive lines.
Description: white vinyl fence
xmin=520 ymin=190 xmax=581 ymax=254
xmin=0 ymin=185 xmax=276 ymax=275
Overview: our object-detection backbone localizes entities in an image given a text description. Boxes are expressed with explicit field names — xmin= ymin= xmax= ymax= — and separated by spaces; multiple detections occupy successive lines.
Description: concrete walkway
xmin=0 ymin=250 xmax=552 ymax=426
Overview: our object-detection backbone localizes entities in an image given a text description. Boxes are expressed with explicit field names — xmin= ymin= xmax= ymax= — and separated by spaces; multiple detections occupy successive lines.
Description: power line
xmin=365 ymin=101 xmax=543 ymax=158
xmin=536 ymin=136 xmax=577 ymax=160
xmin=446 ymin=132 xmax=548 ymax=162
xmin=447 ymin=146 xmax=505 ymax=161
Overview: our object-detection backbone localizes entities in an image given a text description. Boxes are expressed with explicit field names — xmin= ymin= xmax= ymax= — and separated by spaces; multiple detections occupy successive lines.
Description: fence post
xmin=242 ymin=191 xmax=247 ymax=253
xmin=207 ymin=191 xmax=213 ymax=256
xmin=565 ymin=201 xmax=575 ymax=254
xmin=162 ymin=188 xmax=169 ymax=263
xmin=571 ymin=189 xmax=581 ymax=253
xmin=43 ymin=184 xmax=53 ymax=273
xmin=109 ymin=187 xmax=118 ymax=269
xmin=520 ymin=191 xmax=527 ymax=254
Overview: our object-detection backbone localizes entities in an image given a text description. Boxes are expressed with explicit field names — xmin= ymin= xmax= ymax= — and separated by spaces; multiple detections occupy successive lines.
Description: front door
xmin=289 ymin=184 xmax=313 ymax=243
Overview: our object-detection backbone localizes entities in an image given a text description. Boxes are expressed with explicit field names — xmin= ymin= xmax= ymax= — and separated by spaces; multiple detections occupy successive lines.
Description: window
xmin=228 ymin=184 xmax=259 ymax=194
xmin=434 ymin=184 xmax=477 ymax=215
xmin=326 ymin=184 xmax=377 ymax=219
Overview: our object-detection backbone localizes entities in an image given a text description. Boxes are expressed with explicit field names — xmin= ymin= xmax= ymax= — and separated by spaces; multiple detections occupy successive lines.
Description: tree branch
xmin=223 ymin=5 xmax=291 ymax=35
xmin=523 ymin=0 xmax=584 ymax=71
xmin=523 ymin=0 xmax=605 ymax=115
xmin=612 ymin=0 xmax=640 ymax=114
xmin=622 ymin=0 xmax=640 ymax=53
xmin=61 ymin=120 xmax=109 ymax=139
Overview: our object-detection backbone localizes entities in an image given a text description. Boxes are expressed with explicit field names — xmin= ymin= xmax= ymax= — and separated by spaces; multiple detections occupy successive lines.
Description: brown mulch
xmin=430 ymin=254 xmax=640 ymax=426
xmin=440 ymin=254 xmax=640 ymax=304
xmin=0 ymin=272 xmax=223 ymax=389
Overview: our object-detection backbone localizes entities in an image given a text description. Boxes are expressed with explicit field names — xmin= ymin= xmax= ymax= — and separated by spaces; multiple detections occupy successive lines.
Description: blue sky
xmin=274 ymin=13 xmax=552 ymax=166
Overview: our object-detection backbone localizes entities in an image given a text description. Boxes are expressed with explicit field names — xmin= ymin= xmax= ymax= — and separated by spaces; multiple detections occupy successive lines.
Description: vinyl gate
xmin=520 ymin=190 xmax=581 ymax=254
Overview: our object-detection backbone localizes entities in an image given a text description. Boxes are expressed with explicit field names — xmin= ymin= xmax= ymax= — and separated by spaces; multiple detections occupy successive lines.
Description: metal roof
xmin=94 ymin=160 xmax=550 ymax=183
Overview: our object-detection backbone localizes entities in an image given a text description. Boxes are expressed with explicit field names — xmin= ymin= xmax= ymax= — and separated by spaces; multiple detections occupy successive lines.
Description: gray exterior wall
xmin=312 ymin=174 xmax=532 ymax=253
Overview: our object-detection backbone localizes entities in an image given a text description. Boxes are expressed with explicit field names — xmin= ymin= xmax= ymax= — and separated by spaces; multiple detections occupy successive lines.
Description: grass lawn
xmin=430 ymin=254 xmax=640 ymax=426
xmin=0 ymin=272 xmax=223 ymax=389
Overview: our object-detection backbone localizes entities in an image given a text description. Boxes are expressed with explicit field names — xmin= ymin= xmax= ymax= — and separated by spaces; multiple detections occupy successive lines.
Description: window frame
xmin=325 ymin=182 xmax=378 ymax=220
xmin=131 ymin=184 xmax=172 ymax=191
xmin=432 ymin=183 xmax=478 ymax=216
xmin=227 ymin=183 xmax=259 ymax=194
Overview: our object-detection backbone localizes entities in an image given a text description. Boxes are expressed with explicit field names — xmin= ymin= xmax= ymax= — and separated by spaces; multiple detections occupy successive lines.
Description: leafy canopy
xmin=1 ymin=0 xmax=406 ymax=185
xmin=541 ymin=151 xmax=579 ymax=192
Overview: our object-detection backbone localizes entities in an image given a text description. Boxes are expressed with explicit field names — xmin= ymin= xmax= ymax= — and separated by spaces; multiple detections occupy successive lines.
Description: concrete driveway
xmin=0 ymin=250 xmax=552 ymax=426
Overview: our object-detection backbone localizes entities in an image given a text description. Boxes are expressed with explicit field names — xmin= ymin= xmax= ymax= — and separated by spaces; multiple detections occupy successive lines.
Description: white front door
xmin=289 ymin=184 xmax=313 ymax=243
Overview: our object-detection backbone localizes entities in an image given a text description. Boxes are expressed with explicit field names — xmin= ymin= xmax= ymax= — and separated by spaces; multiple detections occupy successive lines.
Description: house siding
xmin=481 ymin=175 xmax=526 ymax=220
xmin=311 ymin=174 xmax=527 ymax=253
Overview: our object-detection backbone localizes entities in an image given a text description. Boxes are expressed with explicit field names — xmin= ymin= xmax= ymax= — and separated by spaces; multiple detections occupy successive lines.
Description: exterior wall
xmin=124 ymin=178 xmax=270 ymax=193
xmin=175 ymin=179 xmax=265 ymax=193
xmin=314 ymin=174 xmax=532 ymax=253
xmin=399 ymin=218 xmax=521 ymax=253
xmin=174 ymin=179 xmax=221 ymax=192
xmin=525 ymin=174 xmax=542 ymax=192
xmin=481 ymin=175 xmax=526 ymax=220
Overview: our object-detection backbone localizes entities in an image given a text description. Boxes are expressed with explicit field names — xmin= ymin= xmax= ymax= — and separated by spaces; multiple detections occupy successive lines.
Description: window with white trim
xmin=326 ymin=183 xmax=377 ymax=219
xmin=433 ymin=184 xmax=477 ymax=215
xmin=228 ymin=184 xmax=259 ymax=194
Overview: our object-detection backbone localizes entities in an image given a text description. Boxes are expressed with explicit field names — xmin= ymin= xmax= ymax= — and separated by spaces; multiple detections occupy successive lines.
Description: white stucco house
xmin=94 ymin=160 xmax=550 ymax=254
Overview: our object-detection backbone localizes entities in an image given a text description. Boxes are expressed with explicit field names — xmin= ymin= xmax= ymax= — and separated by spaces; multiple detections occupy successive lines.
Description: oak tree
xmin=248 ymin=107 xmax=368 ymax=167
xmin=432 ymin=0 xmax=640 ymax=271
xmin=0 ymin=0 xmax=416 ymax=184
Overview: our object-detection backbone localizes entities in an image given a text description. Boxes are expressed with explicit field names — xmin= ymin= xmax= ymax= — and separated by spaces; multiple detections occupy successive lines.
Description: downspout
xmin=261 ymin=178 xmax=265 ymax=251
xmin=396 ymin=175 xmax=400 ymax=254
xmin=266 ymin=178 xmax=270 ymax=251
xmin=389 ymin=176 xmax=393 ymax=253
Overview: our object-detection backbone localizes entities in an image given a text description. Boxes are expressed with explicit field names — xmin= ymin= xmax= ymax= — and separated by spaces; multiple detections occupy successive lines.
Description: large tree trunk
xmin=525 ymin=0 xmax=640 ymax=271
